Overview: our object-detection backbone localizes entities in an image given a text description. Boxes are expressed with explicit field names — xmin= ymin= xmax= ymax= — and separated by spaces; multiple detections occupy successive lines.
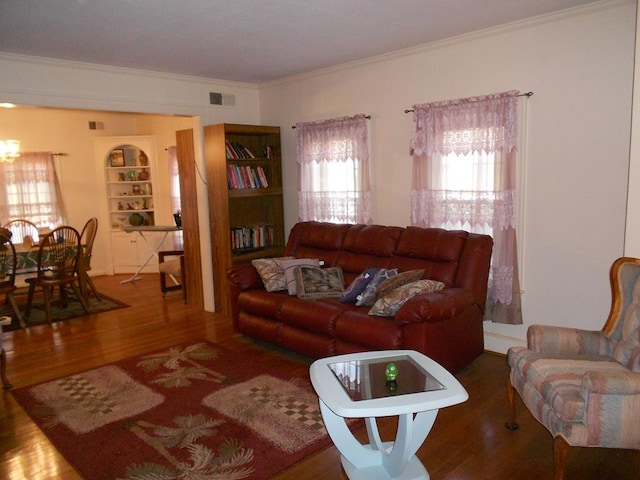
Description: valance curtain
xmin=296 ymin=114 xmax=372 ymax=224
xmin=0 ymin=152 xmax=66 ymax=226
xmin=410 ymin=91 xmax=522 ymax=324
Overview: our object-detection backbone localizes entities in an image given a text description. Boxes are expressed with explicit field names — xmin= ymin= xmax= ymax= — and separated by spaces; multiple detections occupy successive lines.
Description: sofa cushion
xmin=392 ymin=228 xmax=467 ymax=285
xmin=355 ymin=268 xmax=398 ymax=307
xmin=277 ymin=257 xmax=321 ymax=295
xmin=369 ymin=279 xmax=446 ymax=317
xmin=251 ymin=256 xmax=295 ymax=292
xmin=340 ymin=267 xmax=380 ymax=302
xmin=507 ymin=347 xmax=631 ymax=423
xmin=285 ymin=221 xmax=351 ymax=266
xmin=374 ymin=269 xmax=425 ymax=299
xmin=613 ymin=327 xmax=640 ymax=372
xmin=294 ymin=265 xmax=345 ymax=299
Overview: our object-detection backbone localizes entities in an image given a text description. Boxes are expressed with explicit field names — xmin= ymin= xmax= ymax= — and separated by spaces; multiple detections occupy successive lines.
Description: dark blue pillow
xmin=355 ymin=269 xmax=398 ymax=307
xmin=340 ymin=268 xmax=380 ymax=302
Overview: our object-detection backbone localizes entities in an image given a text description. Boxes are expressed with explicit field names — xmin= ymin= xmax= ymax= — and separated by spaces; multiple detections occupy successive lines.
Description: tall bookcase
xmin=204 ymin=123 xmax=285 ymax=315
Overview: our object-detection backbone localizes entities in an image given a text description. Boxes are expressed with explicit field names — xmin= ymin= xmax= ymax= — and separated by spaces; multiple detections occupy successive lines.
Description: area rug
xmin=2 ymin=293 xmax=129 ymax=331
xmin=11 ymin=341 xmax=339 ymax=480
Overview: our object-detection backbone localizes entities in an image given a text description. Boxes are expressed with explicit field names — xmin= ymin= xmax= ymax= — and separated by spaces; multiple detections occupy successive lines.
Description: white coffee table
xmin=310 ymin=350 xmax=468 ymax=480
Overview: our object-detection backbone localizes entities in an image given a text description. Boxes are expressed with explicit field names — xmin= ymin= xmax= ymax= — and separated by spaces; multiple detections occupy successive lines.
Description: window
xmin=167 ymin=146 xmax=183 ymax=249
xmin=410 ymin=91 xmax=523 ymax=325
xmin=0 ymin=152 xmax=66 ymax=227
xmin=296 ymin=114 xmax=372 ymax=224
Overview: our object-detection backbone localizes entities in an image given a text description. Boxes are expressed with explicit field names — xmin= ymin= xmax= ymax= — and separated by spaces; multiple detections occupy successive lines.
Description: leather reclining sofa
xmin=227 ymin=221 xmax=493 ymax=372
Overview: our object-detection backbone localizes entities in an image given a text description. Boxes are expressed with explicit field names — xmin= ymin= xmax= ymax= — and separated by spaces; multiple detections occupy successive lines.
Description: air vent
xmin=88 ymin=121 xmax=104 ymax=130
xmin=209 ymin=92 xmax=236 ymax=106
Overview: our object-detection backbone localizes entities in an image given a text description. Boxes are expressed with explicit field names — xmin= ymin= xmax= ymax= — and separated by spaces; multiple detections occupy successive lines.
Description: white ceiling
xmin=0 ymin=0 xmax=602 ymax=84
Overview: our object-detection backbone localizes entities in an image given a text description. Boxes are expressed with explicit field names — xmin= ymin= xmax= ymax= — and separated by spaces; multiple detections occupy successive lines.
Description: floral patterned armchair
xmin=506 ymin=257 xmax=640 ymax=480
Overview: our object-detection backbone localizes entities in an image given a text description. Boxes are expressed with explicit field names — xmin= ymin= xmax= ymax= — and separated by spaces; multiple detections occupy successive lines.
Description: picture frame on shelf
xmin=110 ymin=149 xmax=125 ymax=167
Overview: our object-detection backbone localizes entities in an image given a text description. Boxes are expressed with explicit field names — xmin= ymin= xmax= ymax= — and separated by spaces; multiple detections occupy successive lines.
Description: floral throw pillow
xmin=251 ymin=256 xmax=294 ymax=292
xmin=340 ymin=268 xmax=381 ymax=303
xmin=374 ymin=269 xmax=425 ymax=300
xmin=276 ymin=258 xmax=322 ymax=295
xmin=355 ymin=269 xmax=398 ymax=307
xmin=294 ymin=266 xmax=345 ymax=300
xmin=368 ymin=279 xmax=446 ymax=317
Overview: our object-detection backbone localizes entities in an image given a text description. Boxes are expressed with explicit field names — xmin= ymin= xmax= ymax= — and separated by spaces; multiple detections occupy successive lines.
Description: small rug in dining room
xmin=11 ymin=341 xmax=340 ymax=480
xmin=3 ymin=293 xmax=129 ymax=331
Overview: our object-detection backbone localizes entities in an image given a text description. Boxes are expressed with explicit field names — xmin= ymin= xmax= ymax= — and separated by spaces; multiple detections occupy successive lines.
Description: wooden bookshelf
xmin=204 ymin=123 xmax=285 ymax=315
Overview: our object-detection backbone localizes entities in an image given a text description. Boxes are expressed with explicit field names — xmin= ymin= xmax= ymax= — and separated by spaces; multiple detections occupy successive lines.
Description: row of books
xmin=231 ymin=225 xmax=274 ymax=251
xmin=227 ymin=164 xmax=269 ymax=189
xmin=226 ymin=140 xmax=255 ymax=159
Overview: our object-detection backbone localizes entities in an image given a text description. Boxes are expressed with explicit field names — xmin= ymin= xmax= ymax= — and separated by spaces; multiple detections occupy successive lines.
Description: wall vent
xmin=88 ymin=121 xmax=104 ymax=130
xmin=209 ymin=92 xmax=236 ymax=106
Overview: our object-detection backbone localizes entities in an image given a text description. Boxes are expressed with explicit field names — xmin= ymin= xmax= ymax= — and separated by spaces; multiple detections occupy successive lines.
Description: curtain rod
xmin=403 ymin=91 xmax=533 ymax=114
xmin=291 ymin=115 xmax=372 ymax=129
xmin=52 ymin=152 xmax=68 ymax=156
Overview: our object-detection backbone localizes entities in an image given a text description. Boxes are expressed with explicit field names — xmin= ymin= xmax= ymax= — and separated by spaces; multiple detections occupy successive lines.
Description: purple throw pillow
xmin=340 ymin=268 xmax=381 ymax=302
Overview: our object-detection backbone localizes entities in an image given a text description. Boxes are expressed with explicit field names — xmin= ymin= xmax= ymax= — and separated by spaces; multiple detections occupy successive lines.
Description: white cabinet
xmin=110 ymin=231 xmax=174 ymax=274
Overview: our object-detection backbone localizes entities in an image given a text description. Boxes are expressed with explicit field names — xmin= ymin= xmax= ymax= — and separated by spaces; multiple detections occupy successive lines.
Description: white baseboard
xmin=483 ymin=325 xmax=527 ymax=355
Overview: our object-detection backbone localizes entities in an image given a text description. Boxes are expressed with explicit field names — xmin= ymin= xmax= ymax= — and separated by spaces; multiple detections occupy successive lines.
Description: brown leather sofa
xmin=227 ymin=221 xmax=493 ymax=372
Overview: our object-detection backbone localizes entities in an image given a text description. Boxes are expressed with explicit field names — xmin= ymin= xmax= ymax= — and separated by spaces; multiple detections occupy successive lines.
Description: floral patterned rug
xmin=11 ymin=342 xmax=338 ymax=479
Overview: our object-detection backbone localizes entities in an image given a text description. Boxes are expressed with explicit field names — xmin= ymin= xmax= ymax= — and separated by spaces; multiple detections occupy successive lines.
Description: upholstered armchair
xmin=506 ymin=257 xmax=640 ymax=480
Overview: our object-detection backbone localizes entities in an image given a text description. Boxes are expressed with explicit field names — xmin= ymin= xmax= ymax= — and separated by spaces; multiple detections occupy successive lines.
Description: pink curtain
xmin=296 ymin=114 xmax=372 ymax=224
xmin=167 ymin=146 xmax=183 ymax=249
xmin=0 ymin=152 xmax=66 ymax=227
xmin=410 ymin=91 xmax=522 ymax=324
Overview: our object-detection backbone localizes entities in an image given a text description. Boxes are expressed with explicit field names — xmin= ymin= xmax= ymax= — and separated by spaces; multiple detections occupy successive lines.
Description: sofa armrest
xmin=226 ymin=263 xmax=264 ymax=291
xmin=394 ymin=288 xmax=475 ymax=324
xmin=527 ymin=325 xmax=614 ymax=357
xmin=584 ymin=370 xmax=640 ymax=395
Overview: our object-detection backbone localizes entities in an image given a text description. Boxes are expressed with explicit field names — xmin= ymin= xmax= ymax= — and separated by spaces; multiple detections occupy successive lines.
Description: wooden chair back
xmin=3 ymin=219 xmax=39 ymax=245
xmin=79 ymin=217 xmax=98 ymax=272
xmin=0 ymin=234 xmax=17 ymax=289
xmin=36 ymin=226 xmax=81 ymax=282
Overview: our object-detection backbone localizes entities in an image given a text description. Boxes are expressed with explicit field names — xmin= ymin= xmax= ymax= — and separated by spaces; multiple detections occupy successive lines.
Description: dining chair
xmin=158 ymin=250 xmax=185 ymax=302
xmin=0 ymin=234 xmax=25 ymax=329
xmin=79 ymin=217 xmax=100 ymax=301
xmin=3 ymin=219 xmax=39 ymax=246
xmin=24 ymin=226 xmax=89 ymax=324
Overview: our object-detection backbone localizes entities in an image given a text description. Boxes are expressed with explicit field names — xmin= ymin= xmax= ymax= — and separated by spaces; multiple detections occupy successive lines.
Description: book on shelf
xmin=230 ymin=224 xmax=274 ymax=251
xmin=225 ymin=140 xmax=255 ymax=159
xmin=227 ymin=165 xmax=269 ymax=189
xmin=256 ymin=166 xmax=269 ymax=187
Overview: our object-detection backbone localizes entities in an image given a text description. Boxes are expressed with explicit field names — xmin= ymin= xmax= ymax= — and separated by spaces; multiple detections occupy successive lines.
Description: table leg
xmin=121 ymin=231 xmax=170 ymax=284
xmin=319 ymin=400 xmax=438 ymax=480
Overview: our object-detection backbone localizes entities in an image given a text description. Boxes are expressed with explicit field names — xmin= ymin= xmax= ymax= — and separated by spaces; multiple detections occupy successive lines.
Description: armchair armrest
xmin=527 ymin=325 xmax=615 ymax=356
xmin=226 ymin=263 xmax=264 ymax=291
xmin=394 ymin=288 xmax=475 ymax=324
xmin=584 ymin=370 xmax=640 ymax=395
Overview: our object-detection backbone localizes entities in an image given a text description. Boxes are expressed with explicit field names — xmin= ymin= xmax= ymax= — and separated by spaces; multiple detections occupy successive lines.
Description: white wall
xmin=259 ymin=0 xmax=636 ymax=352
xmin=626 ymin=2 xmax=640 ymax=257
xmin=0 ymin=54 xmax=263 ymax=311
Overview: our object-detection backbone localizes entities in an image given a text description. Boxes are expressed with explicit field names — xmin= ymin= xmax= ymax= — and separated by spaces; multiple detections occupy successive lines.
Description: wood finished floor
xmin=1 ymin=274 xmax=638 ymax=480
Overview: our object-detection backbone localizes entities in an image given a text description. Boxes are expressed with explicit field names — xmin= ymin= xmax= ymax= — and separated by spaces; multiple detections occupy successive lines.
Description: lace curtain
xmin=410 ymin=91 xmax=522 ymax=325
xmin=167 ymin=146 xmax=183 ymax=249
xmin=296 ymin=114 xmax=372 ymax=224
xmin=0 ymin=152 xmax=66 ymax=227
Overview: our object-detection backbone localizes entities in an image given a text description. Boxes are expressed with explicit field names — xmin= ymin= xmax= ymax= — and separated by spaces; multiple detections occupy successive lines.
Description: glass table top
xmin=328 ymin=354 xmax=445 ymax=401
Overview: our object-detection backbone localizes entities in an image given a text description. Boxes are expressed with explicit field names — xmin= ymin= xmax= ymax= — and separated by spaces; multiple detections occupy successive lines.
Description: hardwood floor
xmin=1 ymin=274 xmax=638 ymax=479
